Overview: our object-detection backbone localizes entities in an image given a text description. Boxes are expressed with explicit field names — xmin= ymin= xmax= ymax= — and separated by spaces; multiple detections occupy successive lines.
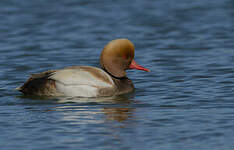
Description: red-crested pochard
xmin=17 ymin=39 xmax=150 ymax=97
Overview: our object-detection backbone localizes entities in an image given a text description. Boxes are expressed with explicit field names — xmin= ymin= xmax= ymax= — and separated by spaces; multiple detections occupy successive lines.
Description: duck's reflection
xmin=49 ymin=95 xmax=136 ymax=123
xmin=102 ymin=107 xmax=134 ymax=122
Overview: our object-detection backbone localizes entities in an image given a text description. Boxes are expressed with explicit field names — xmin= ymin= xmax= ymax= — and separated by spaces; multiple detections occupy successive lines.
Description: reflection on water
xmin=103 ymin=107 xmax=134 ymax=122
xmin=44 ymin=95 xmax=135 ymax=123
xmin=56 ymin=95 xmax=134 ymax=104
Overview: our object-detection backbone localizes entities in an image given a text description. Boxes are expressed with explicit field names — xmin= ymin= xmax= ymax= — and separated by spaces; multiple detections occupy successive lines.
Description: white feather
xmin=49 ymin=67 xmax=114 ymax=97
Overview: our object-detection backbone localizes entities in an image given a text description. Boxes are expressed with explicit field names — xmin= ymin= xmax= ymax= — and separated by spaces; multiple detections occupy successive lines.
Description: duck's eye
xmin=122 ymin=55 xmax=127 ymax=59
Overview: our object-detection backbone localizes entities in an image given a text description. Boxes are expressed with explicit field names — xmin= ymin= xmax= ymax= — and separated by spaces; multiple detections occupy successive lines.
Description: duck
xmin=17 ymin=39 xmax=150 ymax=97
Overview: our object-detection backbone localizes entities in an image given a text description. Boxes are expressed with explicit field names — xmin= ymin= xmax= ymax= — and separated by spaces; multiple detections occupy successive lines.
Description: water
xmin=1 ymin=0 xmax=234 ymax=149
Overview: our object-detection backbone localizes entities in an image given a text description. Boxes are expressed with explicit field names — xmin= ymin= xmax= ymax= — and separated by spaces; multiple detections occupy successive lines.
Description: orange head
xmin=100 ymin=39 xmax=149 ymax=78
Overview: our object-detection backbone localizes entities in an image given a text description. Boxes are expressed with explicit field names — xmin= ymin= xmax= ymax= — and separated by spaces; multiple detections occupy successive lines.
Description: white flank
xmin=49 ymin=67 xmax=114 ymax=97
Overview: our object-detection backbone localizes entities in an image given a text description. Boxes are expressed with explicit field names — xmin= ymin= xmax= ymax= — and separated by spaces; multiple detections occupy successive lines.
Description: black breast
xmin=112 ymin=77 xmax=134 ymax=95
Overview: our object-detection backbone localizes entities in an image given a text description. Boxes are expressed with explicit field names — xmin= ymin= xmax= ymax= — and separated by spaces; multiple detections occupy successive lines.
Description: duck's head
xmin=100 ymin=39 xmax=150 ymax=78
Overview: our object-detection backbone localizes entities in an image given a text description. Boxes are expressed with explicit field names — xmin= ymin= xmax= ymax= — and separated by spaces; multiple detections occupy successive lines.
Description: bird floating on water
xmin=17 ymin=39 xmax=150 ymax=97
